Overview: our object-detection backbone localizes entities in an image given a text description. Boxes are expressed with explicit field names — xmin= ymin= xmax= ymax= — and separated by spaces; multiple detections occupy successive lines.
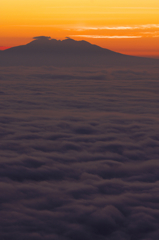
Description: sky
xmin=0 ymin=0 xmax=159 ymax=57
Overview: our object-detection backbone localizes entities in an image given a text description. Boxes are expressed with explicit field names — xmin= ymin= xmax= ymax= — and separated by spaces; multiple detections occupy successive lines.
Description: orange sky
xmin=0 ymin=0 xmax=159 ymax=57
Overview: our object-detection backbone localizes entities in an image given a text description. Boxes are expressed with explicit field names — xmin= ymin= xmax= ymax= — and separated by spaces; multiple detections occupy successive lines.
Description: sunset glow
xmin=0 ymin=0 xmax=159 ymax=57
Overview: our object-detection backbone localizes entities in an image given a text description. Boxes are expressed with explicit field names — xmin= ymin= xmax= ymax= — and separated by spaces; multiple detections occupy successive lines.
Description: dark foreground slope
xmin=0 ymin=36 xmax=158 ymax=67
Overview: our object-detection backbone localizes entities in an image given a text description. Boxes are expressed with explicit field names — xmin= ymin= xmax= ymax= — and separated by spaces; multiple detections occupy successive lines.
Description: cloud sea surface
xmin=0 ymin=65 xmax=159 ymax=240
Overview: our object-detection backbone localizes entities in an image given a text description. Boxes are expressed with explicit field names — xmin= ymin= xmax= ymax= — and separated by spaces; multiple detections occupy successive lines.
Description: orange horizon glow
xmin=0 ymin=0 xmax=159 ymax=58
xmin=0 ymin=46 xmax=11 ymax=50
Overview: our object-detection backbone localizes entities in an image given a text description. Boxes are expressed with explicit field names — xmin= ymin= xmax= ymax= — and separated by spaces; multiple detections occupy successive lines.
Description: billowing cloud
xmin=0 ymin=65 xmax=159 ymax=239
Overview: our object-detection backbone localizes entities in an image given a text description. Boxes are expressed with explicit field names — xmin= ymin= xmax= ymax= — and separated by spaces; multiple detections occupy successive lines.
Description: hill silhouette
xmin=0 ymin=36 xmax=158 ymax=67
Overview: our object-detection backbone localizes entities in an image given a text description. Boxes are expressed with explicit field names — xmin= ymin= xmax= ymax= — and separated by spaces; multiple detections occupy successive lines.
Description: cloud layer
xmin=71 ymin=24 xmax=159 ymax=31
xmin=0 ymin=66 xmax=159 ymax=239
xmin=71 ymin=35 xmax=142 ymax=39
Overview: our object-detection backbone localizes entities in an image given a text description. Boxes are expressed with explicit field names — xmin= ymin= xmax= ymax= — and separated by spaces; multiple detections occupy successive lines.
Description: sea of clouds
xmin=0 ymin=65 xmax=159 ymax=240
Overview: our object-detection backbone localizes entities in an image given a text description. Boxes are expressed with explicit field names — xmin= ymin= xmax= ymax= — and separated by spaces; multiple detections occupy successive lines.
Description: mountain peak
xmin=0 ymin=36 xmax=158 ymax=67
xmin=30 ymin=36 xmax=89 ymax=46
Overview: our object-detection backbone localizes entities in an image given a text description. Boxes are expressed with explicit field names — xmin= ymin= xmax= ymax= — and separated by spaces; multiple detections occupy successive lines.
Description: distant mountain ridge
xmin=2 ymin=36 xmax=121 ymax=55
xmin=0 ymin=36 xmax=158 ymax=67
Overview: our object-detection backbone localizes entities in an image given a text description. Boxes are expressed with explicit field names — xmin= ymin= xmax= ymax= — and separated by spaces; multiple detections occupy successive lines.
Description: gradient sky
xmin=0 ymin=0 xmax=159 ymax=57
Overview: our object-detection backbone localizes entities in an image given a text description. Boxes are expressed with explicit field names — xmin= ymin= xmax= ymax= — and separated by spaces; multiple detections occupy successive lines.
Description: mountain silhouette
xmin=0 ymin=36 xmax=158 ymax=67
